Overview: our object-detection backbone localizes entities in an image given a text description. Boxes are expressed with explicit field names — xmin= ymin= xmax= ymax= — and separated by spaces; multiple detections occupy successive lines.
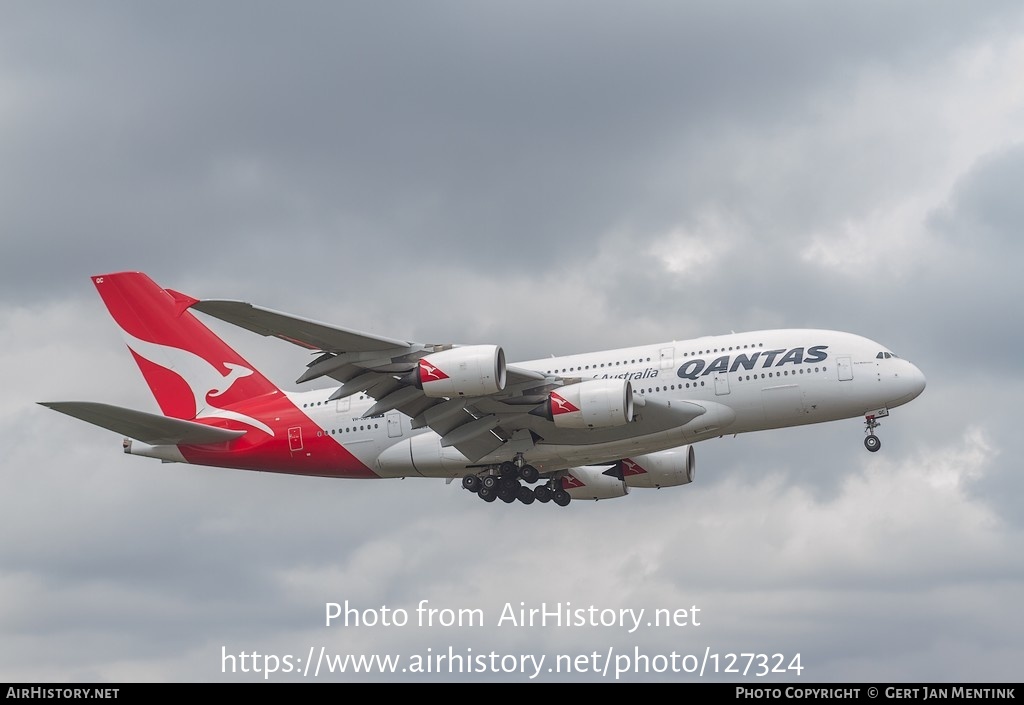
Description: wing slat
xmin=192 ymin=300 xmax=416 ymax=352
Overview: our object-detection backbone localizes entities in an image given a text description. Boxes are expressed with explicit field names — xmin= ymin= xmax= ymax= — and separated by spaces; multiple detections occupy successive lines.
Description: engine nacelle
xmin=619 ymin=446 xmax=696 ymax=489
xmin=533 ymin=379 xmax=634 ymax=429
xmin=412 ymin=345 xmax=507 ymax=398
xmin=561 ymin=466 xmax=629 ymax=500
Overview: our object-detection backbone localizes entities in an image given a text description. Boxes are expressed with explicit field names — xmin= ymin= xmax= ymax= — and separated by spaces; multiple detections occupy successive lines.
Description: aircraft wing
xmin=39 ymin=402 xmax=246 ymax=445
xmin=191 ymin=298 xmax=565 ymax=461
xmin=192 ymin=300 xmax=545 ymax=386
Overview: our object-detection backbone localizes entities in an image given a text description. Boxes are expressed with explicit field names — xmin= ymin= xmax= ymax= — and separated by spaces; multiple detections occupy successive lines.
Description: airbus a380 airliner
xmin=42 ymin=272 xmax=926 ymax=507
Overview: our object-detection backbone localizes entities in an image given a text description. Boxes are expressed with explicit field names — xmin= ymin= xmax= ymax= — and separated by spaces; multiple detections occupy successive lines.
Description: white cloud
xmin=647 ymin=211 xmax=739 ymax=278
xmin=800 ymin=32 xmax=1024 ymax=277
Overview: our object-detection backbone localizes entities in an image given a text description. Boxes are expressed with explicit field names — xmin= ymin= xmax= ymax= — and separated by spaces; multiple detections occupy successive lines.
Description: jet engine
xmin=618 ymin=446 xmax=695 ymax=489
xmin=408 ymin=345 xmax=507 ymax=398
xmin=561 ymin=466 xmax=629 ymax=500
xmin=532 ymin=379 xmax=634 ymax=429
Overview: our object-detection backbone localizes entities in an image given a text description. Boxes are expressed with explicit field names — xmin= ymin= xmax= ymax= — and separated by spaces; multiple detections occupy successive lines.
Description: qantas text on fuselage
xmin=676 ymin=345 xmax=829 ymax=379
xmin=41 ymin=272 xmax=926 ymax=508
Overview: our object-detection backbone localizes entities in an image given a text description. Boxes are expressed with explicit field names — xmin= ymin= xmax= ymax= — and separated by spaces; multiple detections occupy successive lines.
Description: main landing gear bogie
xmin=462 ymin=455 xmax=570 ymax=507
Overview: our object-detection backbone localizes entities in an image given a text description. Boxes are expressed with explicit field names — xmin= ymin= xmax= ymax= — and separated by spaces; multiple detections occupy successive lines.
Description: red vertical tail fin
xmin=92 ymin=272 xmax=281 ymax=422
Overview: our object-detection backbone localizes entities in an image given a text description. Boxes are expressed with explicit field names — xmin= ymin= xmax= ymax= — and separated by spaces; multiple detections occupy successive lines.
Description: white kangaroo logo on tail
xmin=121 ymin=330 xmax=276 ymax=436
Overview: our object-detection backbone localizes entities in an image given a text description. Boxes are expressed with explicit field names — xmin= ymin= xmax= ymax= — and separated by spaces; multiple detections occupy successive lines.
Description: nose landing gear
xmin=863 ymin=408 xmax=888 ymax=452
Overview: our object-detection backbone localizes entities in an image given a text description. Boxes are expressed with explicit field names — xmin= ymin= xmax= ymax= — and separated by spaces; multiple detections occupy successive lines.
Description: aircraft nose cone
xmin=908 ymin=363 xmax=927 ymax=399
xmin=890 ymin=361 xmax=926 ymax=406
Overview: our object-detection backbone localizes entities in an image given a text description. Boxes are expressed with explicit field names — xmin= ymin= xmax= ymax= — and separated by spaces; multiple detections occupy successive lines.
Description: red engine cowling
xmin=619 ymin=446 xmax=696 ymax=489
xmin=413 ymin=345 xmax=507 ymax=398
xmin=562 ymin=466 xmax=629 ymax=500
xmin=534 ymin=379 xmax=634 ymax=429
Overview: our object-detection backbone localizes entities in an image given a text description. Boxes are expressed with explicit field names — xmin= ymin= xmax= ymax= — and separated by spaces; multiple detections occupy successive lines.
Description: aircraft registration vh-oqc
xmin=41 ymin=272 xmax=926 ymax=507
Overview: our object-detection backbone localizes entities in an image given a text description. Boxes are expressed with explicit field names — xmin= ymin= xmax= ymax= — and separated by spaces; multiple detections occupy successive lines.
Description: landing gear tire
xmin=553 ymin=489 xmax=571 ymax=507
xmin=864 ymin=435 xmax=881 ymax=453
xmin=481 ymin=475 xmax=499 ymax=490
xmin=520 ymin=465 xmax=539 ymax=484
xmin=478 ymin=486 xmax=497 ymax=502
xmin=533 ymin=485 xmax=552 ymax=503
xmin=517 ymin=486 xmax=535 ymax=504
xmin=500 ymin=475 xmax=520 ymax=491
xmin=499 ymin=461 xmax=517 ymax=476
xmin=462 ymin=474 xmax=481 ymax=492
xmin=498 ymin=486 xmax=517 ymax=503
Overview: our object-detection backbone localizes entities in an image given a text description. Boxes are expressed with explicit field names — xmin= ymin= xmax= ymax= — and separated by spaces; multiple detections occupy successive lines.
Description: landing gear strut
xmin=864 ymin=414 xmax=882 ymax=453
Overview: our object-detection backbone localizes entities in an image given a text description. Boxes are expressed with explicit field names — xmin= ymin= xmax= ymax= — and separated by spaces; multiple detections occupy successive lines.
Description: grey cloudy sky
xmin=2 ymin=1 xmax=1022 ymax=682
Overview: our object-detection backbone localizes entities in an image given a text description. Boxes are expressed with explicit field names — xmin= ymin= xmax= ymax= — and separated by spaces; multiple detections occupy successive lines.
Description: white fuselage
xmin=288 ymin=329 xmax=926 ymax=478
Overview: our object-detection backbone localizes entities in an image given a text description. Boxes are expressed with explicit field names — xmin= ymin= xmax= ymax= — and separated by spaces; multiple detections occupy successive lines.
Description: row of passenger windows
xmin=735 ymin=366 xmax=826 ymax=380
xmin=633 ymin=366 xmax=827 ymax=394
xmin=638 ymin=381 xmax=706 ymax=392
xmin=302 ymin=394 xmax=369 ymax=409
xmin=546 ymin=357 xmax=652 ymax=374
xmin=327 ymin=424 xmax=379 ymax=434
xmin=680 ymin=343 xmax=765 ymax=356
xmin=302 ymin=396 xmax=380 ymax=434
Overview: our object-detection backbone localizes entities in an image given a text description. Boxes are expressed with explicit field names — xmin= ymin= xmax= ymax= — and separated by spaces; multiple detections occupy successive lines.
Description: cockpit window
xmin=877 ymin=352 xmax=885 ymax=359
xmin=877 ymin=351 xmax=897 ymax=359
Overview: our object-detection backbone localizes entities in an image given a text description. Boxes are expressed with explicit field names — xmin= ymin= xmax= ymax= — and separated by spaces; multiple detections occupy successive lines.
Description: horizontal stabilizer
xmin=39 ymin=401 xmax=246 ymax=445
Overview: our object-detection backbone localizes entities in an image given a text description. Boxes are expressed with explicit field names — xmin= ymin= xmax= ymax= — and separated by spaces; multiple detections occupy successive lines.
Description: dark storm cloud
xmin=939 ymin=146 xmax=1024 ymax=240
xmin=2 ymin=1 xmax=1018 ymax=302
xmin=910 ymin=144 xmax=1024 ymax=374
